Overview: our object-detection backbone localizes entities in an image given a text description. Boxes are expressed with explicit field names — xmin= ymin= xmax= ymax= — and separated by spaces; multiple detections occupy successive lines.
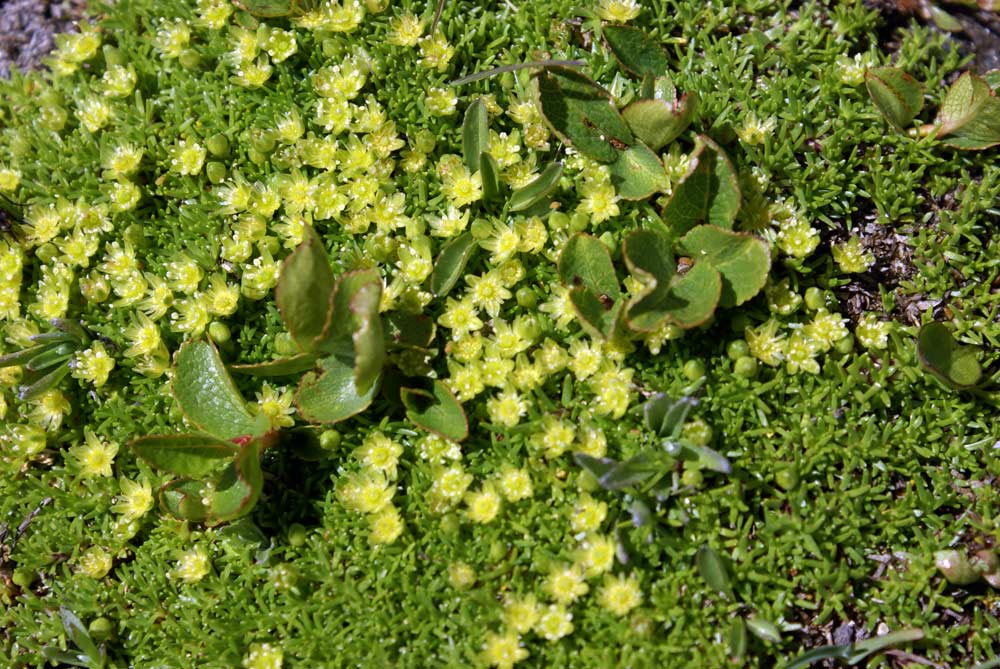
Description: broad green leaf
xmin=50 ymin=317 xmax=90 ymax=342
xmin=559 ymin=233 xmax=623 ymax=337
xmin=786 ymin=645 xmax=852 ymax=669
xmin=558 ymin=233 xmax=621 ymax=299
xmin=462 ymin=99 xmax=489 ymax=173
xmin=208 ymin=440 xmax=263 ymax=525
xmin=295 ymin=354 xmax=378 ymax=423
xmin=935 ymin=72 xmax=1000 ymax=150
xmin=18 ymin=363 xmax=71 ymax=401
xmin=661 ymin=136 xmax=741 ymax=234
xmin=349 ymin=280 xmax=384 ymax=395
xmin=58 ymin=607 xmax=101 ymax=663
xmin=317 ymin=269 xmax=379 ymax=355
xmin=847 ymin=629 xmax=924 ymax=664
xmin=676 ymin=442 xmax=732 ymax=474
xmin=643 ymin=394 xmax=696 ymax=438
xmin=387 ymin=312 xmax=436 ymax=348
xmin=622 ymin=93 xmax=698 ymax=150
xmin=864 ymin=67 xmax=924 ymax=130
xmin=608 ymin=142 xmax=668 ymax=200
xmin=663 ymin=261 xmax=721 ymax=329
xmin=623 ymin=228 xmax=675 ymax=331
xmin=480 ymin=151 xmax=501 ymax=202
xmin=599 ymin=452 xmax=662 ymax=490
xmin=985 ymin=70 xmax=1000 ymax=91
xmin=41 ymin=648 xmax=92 ymax=667
xmin=927 ymin=4 xmax=961 ymax=32
xmin=230 ymin=352 xmax=319 ymax=377
xmin=602 ymin=25 xmax=670 ymax=78
xmin=573 ymin=452 xmax=618 ymax=480
xmin=275 ymin=225 xmax=334 ymax=352
xmin=159 ymin=478 xmax=210 ymax=523
xmin=534 ymin=67 xmax=634 ymax=163
xmin=429 ymin=233 xmax=477 ymax=297
xmin=509 ymin=161 xmax=564 ymax=211
xmin=917 ymin=322 xmax=982 ymax=389
xmin=401 ymin=380 xmax=468 ymax=442
xmin=680 ymin=225 xmax=770 ymax=308
xmin=23 ymin=343 xmax=75 ymax=371
xmin=745 ymin=617 xmax=781 ymax=643
xmin=696 ymin=545 xmax=733 ymax=597
xmin=130 ymin=433 xmax=239 ymax=477
xmin=0 ymin=344 xmax=47 ymax=367
xmin=727 ymin=618 xmax=747 ymax=659
xmin=232 ymin=0 xmax=295 ymax=17
xmin=173 ymin=340 xmax=269 ymax=440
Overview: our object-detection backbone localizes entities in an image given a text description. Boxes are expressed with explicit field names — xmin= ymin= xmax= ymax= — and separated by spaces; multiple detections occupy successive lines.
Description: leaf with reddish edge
xmin=130 ymin=433 xmax=239 ymax=477
xmin=400 ymin=380 xmax=468 ymax=442
xmin=275 ymin=224 xmax=334 ymax=352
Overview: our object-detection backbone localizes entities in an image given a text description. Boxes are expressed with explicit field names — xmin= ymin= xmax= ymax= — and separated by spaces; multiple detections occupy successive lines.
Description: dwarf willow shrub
xmin=2 ymin=0 xmax=1000 ymax=667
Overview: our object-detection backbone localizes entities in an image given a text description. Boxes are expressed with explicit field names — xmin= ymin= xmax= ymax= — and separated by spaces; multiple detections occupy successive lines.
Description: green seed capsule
xmin=734 ymin=356 xmax=758 ymax=379
xmin=206 ymin=133 xmax=231 ymax=158
xmin=11 ymin=568 xmax=33 ymax=588
xmin=683 ymin=359 xmax=706 ymax=381
xmin=804 ymin=286 xmax=826 ymax=311
xmin=206 ymin=161 xmax=227 ymax=184
xmin=208 ymin=321 xmax=231 ymax=345
xmin=319 ymin=430 xmax=341 ymax=450
xmin=681 ymin=467 xmax=703 ymax=488
xmin=775 ymin=465 xmax=799 ymax=491
xmin=516 ymin=287 xmax=537 ymax=309
xmin=274 ymin=332 xmax=297 ymax=356
xmin=88 ymin=617 xmax=114 ymax=642
xmin=727 ymin=339 xmax=750 ymax=360
xmin=833 ymin=333 xmax=855 ymax=356
xmin=287 ymin=523 xmax=308 ymax=547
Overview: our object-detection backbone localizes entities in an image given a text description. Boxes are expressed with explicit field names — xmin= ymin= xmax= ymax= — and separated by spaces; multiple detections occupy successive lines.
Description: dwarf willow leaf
xmin=509 ymin=161 xmax=563 ymax=211
xmin=728 ymin=618 xmax=748 ymax=659
xmin=847 ymin=629 xmax=924 ymax=665
xmin=159 ymin=478 xmax=210 ymax=523
xmin=130 ymin=433 xmax=239 ymax=477
xmin=786 ymin=644 xmax=852 ymax=669
xmin=559 ymin=233 xmax=623 ymax=339
xmin=208 ymin=440 xmax=263 ymax=525
xmin=622 ymin=228 xmax=674 ymax=331
xmin=599 ymin=452 xmax=661 ymax=490
xmin=296 ymin=353 xmax=378 ymax=423
xmin=534 ymin=67 xmax=633 ymax=163
xmin=462 ymin=98 xmax=489 ymax=173
xmin=429 ymin=232 xmax=477 ymax=296
xmin=479 ymin=151 xmax=501 ymax=202
xmin=662 ymin=261 xmax=721 ymax=329
xmin=935 ymin=72 xmax=1000 ymax=150
xmin=745 ymin=617 xmax=781 ymax=643
xmin=917 ymin=322 xmax=982 ymax=389
xmin=661 ymin=136 xmax=741 ymax=234
xmin=608 ymin=142 xmax=668 ymax=200
xmin=400 ymin=380 xmax=468 ymax=442
xmin=18 ymin=363 xmax=71 ymax=401
xmin=680 ymin=225 xmax=770 ymax=308
xmin=864 ymin=67 xmax=924 ymax=130
xmin=602 ymin=24 xmax=670 ymax=78
xmin=622 ymin=93 xmax=698 ymax=150
xmin=230 ymin=352 xmax=319 ymax=377
xmin=275 ymin=224 xmax=334 ymax=352
xmin=173 ymin=340 xmax=270 ymax=440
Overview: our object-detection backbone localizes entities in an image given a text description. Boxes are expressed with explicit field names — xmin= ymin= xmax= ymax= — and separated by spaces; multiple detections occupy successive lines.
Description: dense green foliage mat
xmin=1 ymin=0 xmax=999 ymax=667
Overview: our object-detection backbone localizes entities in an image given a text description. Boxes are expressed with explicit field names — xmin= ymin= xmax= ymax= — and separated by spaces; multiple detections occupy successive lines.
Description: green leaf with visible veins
xmin=172 ymin=340 xmax=269 ymax=440
xmin=275 ymin=224 xmax=334 ymax=352
xmin=661 ymin=136 xmax=741 ymax=234
xmin=680 ymin=225 xmax=770 ymax=308
xmin=401 ymin=380 xmax=468 ymax=442
xmin=130 ymin=433 xmax=239 ymax=477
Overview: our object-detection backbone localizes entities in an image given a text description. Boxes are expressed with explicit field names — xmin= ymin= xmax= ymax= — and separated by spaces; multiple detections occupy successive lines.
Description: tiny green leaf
xmin=608 ymin=142 xmax=668 ymax=200
xmin=387 ymin=312 xmax=436 ymax=348
xmin=295 ymin=353 xmax=379 ymax=423
xmin=23 ymin=343 xmax=75 ymax=372
xmin=676 ymin=442 xmax=732 ymax=474
xmin=534 ymin=67 xmax=634 ymax=163
xmin=480 ymin=151 xmax=502 ymax=202
xmin=58 ymin=607 xmax=101 ymax=663
xmin=917 ymin=322 xmax=983 ymax=389
xmin=622 ymin=228 xmax=675 ymax=331
xmin=864 ymin=67 xmax=924 ymax=130
xmin=621 ymin=93 xmax=698 ymax=150
xmin=984 ymin=69 xmax=1000 ymax=91
xmin=661 ymin=136 xmax=741 ymax=234
xmin=347 ymin=279 xmax=384 ymax=395
xmin=275 ymin=224 xmax=334 ymax=352
xmin=696 ymin=545 xmax=733 ymax=597
xmin=173 ymin=340 xmax=270 ymax=440
xmin=509 ymin=161 xmax=563 ymax=211
xmin=602 ymin=24 xmax=671 ymax=78
xmin=935 ymin=72 xmax=1000 ymax=150
xmin=208 ymin=440 xmax=264 ymax=525
xmin=662 ymin=261 xmax=722 ymax=329
xmin=319 ymin=269 xmax=382 ymax=358
xmin=745 ymin=616 xmax=782 ymax=643
xmin=130 ymin=433 xmax=239 ymax=477
xmin=0 ymin=344 xmax=47 ymax=368
xmin=429 ymin=232 xmax=477 ymax=297
xmin=727 ymin=618 xmax=747 ymax=659
xmin=680 ymin=225 xmax=770 ymax=308
xmin=462 ymin=99 xmax=489 ymax=173
xmin=400 ymin=380 xmax=468 ymax=442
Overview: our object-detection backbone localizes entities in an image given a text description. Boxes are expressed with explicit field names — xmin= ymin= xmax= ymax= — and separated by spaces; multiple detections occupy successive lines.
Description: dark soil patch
xmin=0 ymin=0 xmax=89 ymax=78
